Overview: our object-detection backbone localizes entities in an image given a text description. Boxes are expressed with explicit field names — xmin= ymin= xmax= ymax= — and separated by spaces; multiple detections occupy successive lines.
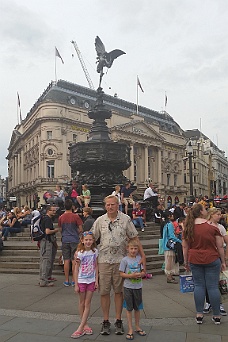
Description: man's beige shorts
xmin=98 ymin=263 xmax=124 ymax=295
xmin=123 ymin=197 xmax=134 ymax=206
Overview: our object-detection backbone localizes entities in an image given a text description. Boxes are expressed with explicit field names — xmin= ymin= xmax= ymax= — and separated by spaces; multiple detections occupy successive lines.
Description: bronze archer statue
xmin=95 ymin=36 xmax=126 ymax=88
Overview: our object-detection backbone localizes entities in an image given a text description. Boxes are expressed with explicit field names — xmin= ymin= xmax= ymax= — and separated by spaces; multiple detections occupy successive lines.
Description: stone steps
xmin=0 ymin=221 xmax=166 ymax=275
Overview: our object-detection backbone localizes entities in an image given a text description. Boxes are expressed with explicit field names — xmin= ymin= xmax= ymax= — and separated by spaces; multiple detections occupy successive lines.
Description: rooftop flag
xmin=17 ymin=92 xmax=22 ymax=123
xmin=137 ymin=76 xmax=144 ymax=93
xmin=165 ymin=93 xmax=168 ymax=107
xmin=55 ymin=47 xmax=64 ymax=64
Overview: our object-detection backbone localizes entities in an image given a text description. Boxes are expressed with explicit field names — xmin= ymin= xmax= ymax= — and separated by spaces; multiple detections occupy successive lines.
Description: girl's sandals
xmin=135 ymin=329 xmax=146 ymax=336
xmin=84 ymin=327 xmax=93 ymax=335
xmin=126 ymin=333 xmax=134 ymax=340
xmin=71 ymin=330 xmax=85 ymax=339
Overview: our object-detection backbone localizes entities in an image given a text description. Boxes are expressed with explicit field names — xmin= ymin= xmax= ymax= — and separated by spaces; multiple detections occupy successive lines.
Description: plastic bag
xmin=219 ymin=271 xmax=228 ymax=302
xmin=158 ymin=238 xmax=164 ymax=255
xmin=179 ymin=274 xmax=194 ymax=293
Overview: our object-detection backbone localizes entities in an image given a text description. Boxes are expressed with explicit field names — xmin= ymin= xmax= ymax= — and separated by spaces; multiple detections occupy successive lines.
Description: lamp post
xmin=186 ymin=140 xmax=194 ymax=199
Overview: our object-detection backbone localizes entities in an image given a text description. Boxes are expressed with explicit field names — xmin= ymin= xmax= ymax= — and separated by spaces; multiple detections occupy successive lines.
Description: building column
xmin=129 ymin=144 xmax=134 ymax=182
xmin=20 ymin=150 xmax=24 ymax=184
xmin=144 ymin=145 xmax=149 ymax=182
xmin=157 ymin=149 xmax=162 ymax=184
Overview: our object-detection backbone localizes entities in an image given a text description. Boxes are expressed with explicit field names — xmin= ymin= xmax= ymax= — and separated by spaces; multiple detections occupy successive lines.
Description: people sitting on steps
xmin=143 ymin=182 xmax=159 ymax=208
xmin=20 ymin=205 xmax=32 ymax=227
xmin=47 ymin=185 xmax=65 ymax=207
xmin=77 ymin=184 xmax=91 ymax=208
xmin=132 ymin=202 xmax=147 ymax=232
xmin=0 ymin=210 xmax=22 ymax=241
xmin=121 ymin=182 xmax=135 ymax=214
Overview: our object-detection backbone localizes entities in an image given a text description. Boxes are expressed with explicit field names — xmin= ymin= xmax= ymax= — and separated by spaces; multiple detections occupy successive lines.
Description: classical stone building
xmin=7 ymin=80 xmax=188 ymax=208
xmin=0 ymin=176 xmax=6 ymax=205
xmin=184 ymin=129 xmax=228 ymax=198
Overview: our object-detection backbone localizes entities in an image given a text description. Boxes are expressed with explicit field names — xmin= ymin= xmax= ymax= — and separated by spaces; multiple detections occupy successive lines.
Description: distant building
xmin=0 ymin=176 xmax=6 ymax=205
xmin=7 ymin=80 xmax=189 ymax=208
xmin=184 ymin=129 xmax=228 ymax=198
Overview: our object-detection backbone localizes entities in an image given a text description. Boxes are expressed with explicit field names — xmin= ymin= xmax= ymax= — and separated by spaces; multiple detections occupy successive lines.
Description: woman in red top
xmin=182 ymin=204 xmax=226 ymax=325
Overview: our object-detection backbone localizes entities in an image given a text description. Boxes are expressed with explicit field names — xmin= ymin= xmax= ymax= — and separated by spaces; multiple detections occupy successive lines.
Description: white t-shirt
xmin=76 ymin=249 xmax=98 ymax=284
xmin=112 ymin=191 xmax=121 ymax=205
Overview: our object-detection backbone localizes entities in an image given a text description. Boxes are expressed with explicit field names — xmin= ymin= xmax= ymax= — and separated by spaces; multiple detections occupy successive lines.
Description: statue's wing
xmin=109 ymin=49 xmax=126 ymax=61
xmin=95 ymin=36 xmax=106 ymax=56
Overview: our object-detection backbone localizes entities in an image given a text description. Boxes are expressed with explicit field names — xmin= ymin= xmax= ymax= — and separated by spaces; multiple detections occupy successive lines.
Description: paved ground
xmin=0 ymin=272 xmax=227 ymax=341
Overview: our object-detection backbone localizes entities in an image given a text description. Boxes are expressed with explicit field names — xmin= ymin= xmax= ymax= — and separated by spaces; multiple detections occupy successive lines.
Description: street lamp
xmin=186 ymin=140 xmax=194 ymax=198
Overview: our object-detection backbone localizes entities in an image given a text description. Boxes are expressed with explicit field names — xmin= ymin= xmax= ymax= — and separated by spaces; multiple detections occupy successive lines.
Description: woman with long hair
xmin=182 ymin=204 xmax=226 ymax=325
xmin=162 ymin=210 xmax=182 ymax=284
xmin=203 ymin=207 xmax=228 ymax=316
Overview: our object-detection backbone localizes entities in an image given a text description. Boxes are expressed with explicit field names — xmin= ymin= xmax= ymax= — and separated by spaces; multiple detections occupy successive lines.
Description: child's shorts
xmin=123 ymin=287 xmax=143 ymax=311
xmin=78 ymin=282 xmax=96 ymax=292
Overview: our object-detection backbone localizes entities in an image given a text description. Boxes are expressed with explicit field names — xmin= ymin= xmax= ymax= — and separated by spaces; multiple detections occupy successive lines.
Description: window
xmin=73 ymin=134 xmax=77 ymax=142
xmin=194 ymin=175 xmax=197 ymax=183
xmin=194 ymin=163 xmax=197 ymax=169
xmin=47 ymin=161 xmax=54 ymax=178
xmin=167 ymin=174 xmax=170 ymax=186
xmin=184 ymin=173 xmax=187 ymax=184
xmin=184 ymin=160 xmax=186 ymax=170
xmin=175 ymin=154 xmax=177 ymax=160
xmin=174 ymin=174 xmax=177 ymax=186
xmin=168 ymin=152 xmax=171 ymax=159
xmin=47 ymin=131 xmax=52 ymax=140
xmin=47 ymin=149 xmax=53 ymax=156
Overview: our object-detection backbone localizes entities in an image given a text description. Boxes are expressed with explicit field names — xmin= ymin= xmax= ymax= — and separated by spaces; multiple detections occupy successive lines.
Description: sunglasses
xmin=82 ymin=231 xmax=93 ymax=237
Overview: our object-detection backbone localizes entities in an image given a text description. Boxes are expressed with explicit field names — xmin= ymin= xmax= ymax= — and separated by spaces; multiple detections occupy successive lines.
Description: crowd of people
xmin=0 ymin=205 xmax=32 ymax=241
xmin=159 ymin=199 xmax=228 ymax=325
xmin=1 ymin=183 xmax=228 ymax=337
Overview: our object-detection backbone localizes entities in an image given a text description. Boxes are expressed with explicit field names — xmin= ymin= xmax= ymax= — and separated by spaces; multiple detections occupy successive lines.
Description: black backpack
xmin=31 ymin=214 xmax=45 ymax=241
xmin=0 ymin=239 xmax=3 ymax=252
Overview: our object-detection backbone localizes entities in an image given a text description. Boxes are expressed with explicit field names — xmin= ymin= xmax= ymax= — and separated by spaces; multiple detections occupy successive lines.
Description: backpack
xmin=0 ymin=239 xmax=3 ymax=252
xmin=30 ymin=213 xmax=45 ymax=241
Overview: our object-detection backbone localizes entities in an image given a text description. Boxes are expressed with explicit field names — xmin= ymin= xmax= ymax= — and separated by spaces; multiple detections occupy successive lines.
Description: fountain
xmin=69 ymin=36 xmax=131 ymax=211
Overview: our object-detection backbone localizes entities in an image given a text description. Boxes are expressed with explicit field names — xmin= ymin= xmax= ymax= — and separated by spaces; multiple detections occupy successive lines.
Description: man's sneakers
xmin=100 ymin=319 xmax=124 ymax=335
xmin=100 ymin=320 xmax=111 ymax=335
xmin=203 ymin=303 xmax=212 ymax=314
xmin=114 ymin=319 xmax=124 ymax=335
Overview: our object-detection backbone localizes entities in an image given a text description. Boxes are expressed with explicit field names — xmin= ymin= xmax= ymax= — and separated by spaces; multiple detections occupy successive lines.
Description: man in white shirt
xmin=143 ymin=183 xmax=159 ymax=208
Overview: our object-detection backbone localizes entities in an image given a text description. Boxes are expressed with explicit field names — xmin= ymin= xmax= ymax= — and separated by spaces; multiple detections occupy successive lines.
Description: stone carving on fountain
xmin=69 ymin=37 xmax=130 ymax=207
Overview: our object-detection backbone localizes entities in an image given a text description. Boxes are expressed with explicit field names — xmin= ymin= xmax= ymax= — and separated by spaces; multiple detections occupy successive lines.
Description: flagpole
xmin=55 ymin=49 xmax=57 ymax=83
xmin=17 ymin=97 xmax=19 ymax=125
xmin=136 ymin=75 xmax=139 ymax=115
xmin=164 ymin=91 xmax=167 ymax=110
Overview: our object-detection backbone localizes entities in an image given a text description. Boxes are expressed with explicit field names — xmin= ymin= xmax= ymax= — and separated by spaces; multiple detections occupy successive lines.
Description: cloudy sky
xmin=1 ymin=0 xmax=228 ymax=177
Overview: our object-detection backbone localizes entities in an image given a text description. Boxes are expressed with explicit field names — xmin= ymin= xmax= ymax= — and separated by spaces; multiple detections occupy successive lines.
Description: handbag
xmin=179 ymin=274 xmax=194 ymax=293
xmin=165 ymin=224 xmax=176 ymax=250
xmin=166 ymin=238 xmax=176 ymax=250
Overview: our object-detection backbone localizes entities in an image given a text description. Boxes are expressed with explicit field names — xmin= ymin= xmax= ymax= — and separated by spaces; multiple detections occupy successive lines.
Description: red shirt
xmin=132 ymin=209 xmax=146 ymax=217
xmin=71 ymin=189 xmax=78 ymax=198
xmin=188 ymin=222 xmax=221 ymax=264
